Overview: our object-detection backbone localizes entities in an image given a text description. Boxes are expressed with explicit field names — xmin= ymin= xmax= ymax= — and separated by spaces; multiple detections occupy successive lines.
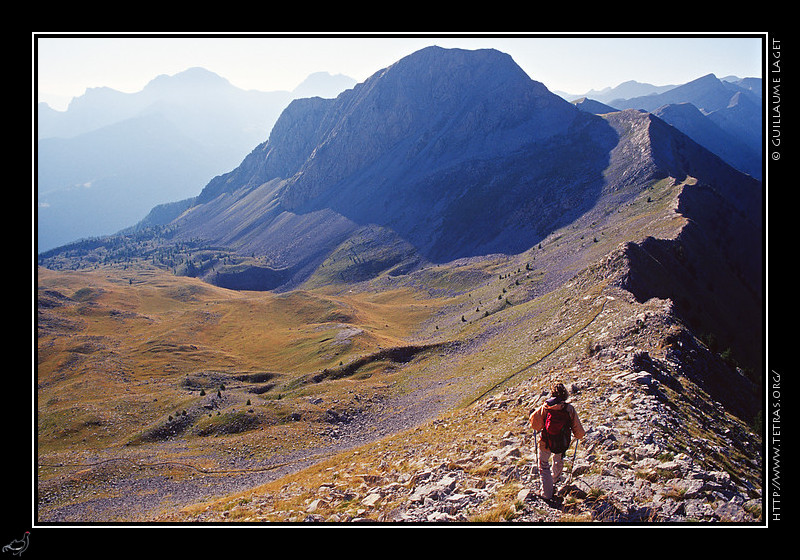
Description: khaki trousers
xmin=538 ymin=446 xmax=564 ymax=499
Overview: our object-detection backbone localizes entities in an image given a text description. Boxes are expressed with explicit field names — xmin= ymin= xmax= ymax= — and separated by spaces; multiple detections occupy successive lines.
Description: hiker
xmin=529 ymin=382 xmax=585 ymax=500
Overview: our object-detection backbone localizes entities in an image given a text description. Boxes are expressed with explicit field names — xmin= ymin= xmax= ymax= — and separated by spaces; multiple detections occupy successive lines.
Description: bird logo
xmin=2 ymin=532 xmax=29 ymax=556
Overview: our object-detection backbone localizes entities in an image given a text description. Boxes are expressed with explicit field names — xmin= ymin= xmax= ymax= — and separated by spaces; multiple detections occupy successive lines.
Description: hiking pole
xmin=530 ymin=430 xmax=539 ymax=481
xmin=566 ymin=438 xmax=579 ymax=485
xmin=527 ymin=392 xmax=544 ymax=482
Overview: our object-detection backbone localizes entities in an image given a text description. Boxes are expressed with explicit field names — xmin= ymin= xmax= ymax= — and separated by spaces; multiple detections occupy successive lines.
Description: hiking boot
xmin=543 ymin=495 xmax=563 ymax=508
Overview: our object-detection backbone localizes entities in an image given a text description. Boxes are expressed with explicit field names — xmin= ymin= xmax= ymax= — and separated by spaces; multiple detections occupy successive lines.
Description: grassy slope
xmin=37 ymin=265 xmax=443 ymax=477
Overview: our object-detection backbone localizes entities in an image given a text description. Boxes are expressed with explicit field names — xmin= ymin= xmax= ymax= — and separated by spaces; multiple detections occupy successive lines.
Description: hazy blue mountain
xmin=705 ymin=90 xmax=762 ymax=155
xmin=653 ymin=102 xmax=762 ymax=180
xmin=160 ymin=46 xmax=760 ymax=293
xmin=722 ymin=75 xmax=762 ymax=98
xmin=36 ymin=68 xmax=356 ymax=252
xmin=37 ymin=112 xmax=218 ymax=252
xmin=611 ymin=73 xmax=759 ymax=114
xmin=609 ymin=73 xmax=762 ymax=179
xmin=559 ymin=80 xmax=676 ymax=103
xmin=291 ymin=71 xmax=358 ymax=99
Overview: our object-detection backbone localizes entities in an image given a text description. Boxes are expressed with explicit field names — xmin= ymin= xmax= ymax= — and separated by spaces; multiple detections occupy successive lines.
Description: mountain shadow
xmin=306 ymin=110 xmax=619 ymax=264
xmin=618 ymin=113 xmax=762 ymax=418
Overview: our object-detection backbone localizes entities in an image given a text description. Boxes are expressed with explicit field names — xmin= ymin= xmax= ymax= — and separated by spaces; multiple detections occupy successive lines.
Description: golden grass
xmin=37 ymin=263 xmax=448 ymax=462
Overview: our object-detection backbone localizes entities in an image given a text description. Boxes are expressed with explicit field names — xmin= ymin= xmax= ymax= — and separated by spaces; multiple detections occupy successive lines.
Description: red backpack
xmin=542 ymin=406 xmax=572 ymax=454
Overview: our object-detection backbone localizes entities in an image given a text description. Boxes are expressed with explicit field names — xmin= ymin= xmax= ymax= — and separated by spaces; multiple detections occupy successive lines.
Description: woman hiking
xmin=529 ymin=382 xmax=586 ymax=501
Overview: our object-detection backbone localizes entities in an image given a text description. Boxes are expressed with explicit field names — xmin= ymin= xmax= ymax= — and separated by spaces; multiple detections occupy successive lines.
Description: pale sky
xmin=34 ymin=33 xmax=765 ymax=111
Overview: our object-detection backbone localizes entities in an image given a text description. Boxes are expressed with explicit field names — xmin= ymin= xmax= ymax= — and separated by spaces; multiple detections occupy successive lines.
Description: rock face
xmin=276 ymin=47 xmax=579 ymax=211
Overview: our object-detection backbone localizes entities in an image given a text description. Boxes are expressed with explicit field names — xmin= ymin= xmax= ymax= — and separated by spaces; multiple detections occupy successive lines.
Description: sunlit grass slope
xmin=37 ymin=263 xmax=445 ymax=460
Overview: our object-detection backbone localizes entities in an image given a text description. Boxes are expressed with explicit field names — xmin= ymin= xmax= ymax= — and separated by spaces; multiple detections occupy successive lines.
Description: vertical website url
xmin=770 ymin=369 xmax=781 ymax=522
xmin=768 ymin=34 xmax=781 ymax=527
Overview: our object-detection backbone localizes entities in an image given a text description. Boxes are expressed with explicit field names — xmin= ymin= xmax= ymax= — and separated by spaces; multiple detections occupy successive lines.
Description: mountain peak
xmin=381 ymin=46 xmax=535 ymax=96
xmin=394 ymin=45 xmax=517 ymax=68
xmin=144 ymin=67 xmax=233 ymax=92
xmin=184 ymin=45 xmax=588 ymax=268
xmin=292 ymin=72 xmax=356 ymax=99
xmin=273 ymin=46 xmax=577 ymax=212
xmin=694 ymin=72 xmax=719 ymax=82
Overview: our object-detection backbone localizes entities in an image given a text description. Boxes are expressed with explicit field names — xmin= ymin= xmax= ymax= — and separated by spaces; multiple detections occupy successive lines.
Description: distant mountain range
xmin=569 ymin=74 xmax=762 ymax=180
xmin=36 ymin=68 xmax=356 ymax=252
xmin=558 ymin=79 xmax=677 ymax=104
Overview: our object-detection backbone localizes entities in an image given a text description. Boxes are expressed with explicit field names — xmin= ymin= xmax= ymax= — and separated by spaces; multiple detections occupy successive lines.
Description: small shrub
xmin=662 ymin=485 xmax=687 ymax=501
xmin=469 ymin=502 xmax=518 ymax=522
xmin=587 ymin=487 xmax=606 ymax=501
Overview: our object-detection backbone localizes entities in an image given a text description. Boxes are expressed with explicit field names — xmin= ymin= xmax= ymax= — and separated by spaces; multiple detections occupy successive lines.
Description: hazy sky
xmin=34 ymin=33 xmax=765 ymax=111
